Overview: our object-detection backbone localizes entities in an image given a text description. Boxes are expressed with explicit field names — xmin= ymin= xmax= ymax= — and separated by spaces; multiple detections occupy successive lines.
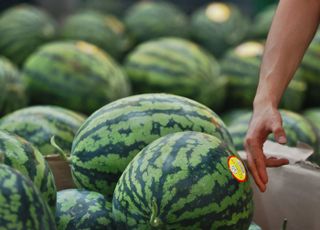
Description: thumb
xmin=272 ymin=124 xmax=287 ymax=144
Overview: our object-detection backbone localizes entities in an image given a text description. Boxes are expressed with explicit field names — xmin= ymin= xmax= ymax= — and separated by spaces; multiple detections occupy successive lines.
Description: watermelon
xmin=0 ymin=105 xmax=86 ymax=155
xmin=221 ymin=41 xmax=306 ymax=111
xmin=0 ymin=130 xmax=56 ymax=211
xmin=56 ymin=189 xmax=113 ymax=230
xmin=0 ymin=4 xmax=56 ymax=66
xmin=228 ymin=110 xmax=318 ymax=153
xmin=124 ymin=1 xmax=188 ymax=43
xmin=303 ymin=108 xmax=320 ymax=164
xmin=22 ymin=41 xmax=131 ymax=114
xmin=113 ymin=131 xmax=253 ymax=229
xmin=61 ymin=11 xmax=128 ymax=60
xmin=221 ymin=109 xmax=251 ymax=126
xmin=0 ymin=56 xmax=27 ymax=115
xmin=250 ymin=4 xmax=277 ymax=39
xmin=71 ymin=93 xmax=233 ymax=196
xmin=0 ymin=164 xmax=56 ymax=229
xmin=124 ymin=37 xmax=226 ymax=110
xmin=191 ymin=2 xmax=250 ymax=58
xmin=79 ymin=0 xmax=131 ymax=16
xmin=300 ymin=30 xmax=320 ymax=106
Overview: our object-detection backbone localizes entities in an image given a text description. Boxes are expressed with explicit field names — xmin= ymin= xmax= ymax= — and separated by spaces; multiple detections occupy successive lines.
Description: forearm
xmin=255 ymin=0 xmax=320 ymax=108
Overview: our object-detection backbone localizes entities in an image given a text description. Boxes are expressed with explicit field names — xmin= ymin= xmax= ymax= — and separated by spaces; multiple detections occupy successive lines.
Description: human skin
xmin=245 ymin=0 xmax=320 ymax=192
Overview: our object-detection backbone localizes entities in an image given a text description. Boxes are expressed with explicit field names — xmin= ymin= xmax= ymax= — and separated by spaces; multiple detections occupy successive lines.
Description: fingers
xmin=247 ymin=153 xmax=266 ymax=192
xmin=272 ymin=120 xmax=287 ymax=144
xmin=265 ymin=157 xmax=289 ymax=167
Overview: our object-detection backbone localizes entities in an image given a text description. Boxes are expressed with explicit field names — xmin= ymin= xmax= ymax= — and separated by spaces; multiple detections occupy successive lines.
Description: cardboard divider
xmin=45 ymin=154 xmax=76 ymax=191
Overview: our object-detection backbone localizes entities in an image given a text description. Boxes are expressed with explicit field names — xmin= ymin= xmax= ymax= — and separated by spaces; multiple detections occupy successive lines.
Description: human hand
xmin=244 ymin=104 xmax=289 ymax=192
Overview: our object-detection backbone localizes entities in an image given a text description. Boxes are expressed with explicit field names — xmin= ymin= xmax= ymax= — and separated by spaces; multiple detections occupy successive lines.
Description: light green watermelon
xmin=0 ymin=105 xmax=86 ymax=155
xmin=56 ymin=189 xmax=114 ymax=229
xmin=221 ymin=41 xmax=306 ymax=111
xmin=0 ymin=164 xmax=56 ymax=229
xmin=0 ymin=56 xmax=27 ymax=115
xmin=113 ymin=131 xmax=253 ymax=229
xmin=191 ymin=2 xmax=250 ymax=57
xmin=0 ymin=4 xmax=56 ymax=66
xmin=124 ymin=1 xmax=188 ymax=43
xmin=70 ymin=93 xmax=233 ymax=196
xmin=125 ymin=37 xmax=226 ymax=110
xmin=22 ymin=41 xmax=131 ymax=114
xmin=61 ymin=11 xmax=128 ymax=60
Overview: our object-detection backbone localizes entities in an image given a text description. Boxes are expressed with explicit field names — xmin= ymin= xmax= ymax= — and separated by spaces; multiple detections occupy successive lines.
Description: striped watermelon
xmin=249 ymin=222 xmax=262 ymax=230
xmin=0 ymin=56 xmax=27 ymax=115
xmin=124 ymin=37 xmax=226 ymax=110
xmin=0 ymin=164 xmax=56 ymax=229
xmin=0 ymin=4 xmax=56 ymax=66
xmin=0 ymin=106 xmax=86 ymax=155
xmin=124 ymin=1 xmax=188 ymax=43
xmin=0 ymin=130 xmax=56 ymax=212
xmin=300 ymin=30 xmax=320 ymax=106
xmin=250 ymin=4 xmax=277 ymax=39
xmin=71 ymin=94 xmax=233 ymax=196
xmin=191 ymin=2 xmax=249 ymax=57
xmin=221 ymin=109 xmax=251 ymax=126
xmin=221 ymin=41 xmax=306 ymax=111
xmin=113 ymin=131 xmax=253 ymax=229
xmin=56 ymin=189 xmax=113 ymax=230
xmin=303 ymin=108 xmax=320 ymax=164
xmin=61 ymin=11 xmax=128 ymax=60
xmin=228 ymin=110 xmax=318 ymax=153
xmin=22 ymin=41 xmax=131 ymax=114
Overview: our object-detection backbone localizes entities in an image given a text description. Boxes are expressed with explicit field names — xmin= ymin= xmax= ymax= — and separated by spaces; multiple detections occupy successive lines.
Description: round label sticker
xmin=234 ymin=41 xmax=264 ymax=57
xmin=228 ymin=156 xmax=247 ymax=182
xmin=206 ymin=3 xmax=231 ymax=23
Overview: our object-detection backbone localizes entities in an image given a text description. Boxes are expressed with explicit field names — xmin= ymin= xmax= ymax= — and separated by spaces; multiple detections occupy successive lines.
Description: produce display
xmin=0 ymin=106 xmax=86 ymax=155
xmin=124 ymin=1 xmax=188 ymax=43
xmin=56 ymin=189 xmax=114 ymax=230
xmin=70 ymin=93 xmax=233 ymax=196
xmin=0 ymin=1 xmax=318 ymax=229
xmin=22 ymin=41 xmax=131 ymax=114
xmin=113 ymin=131 xmax=253 ymax=229
xmin=191 ymin=2 xmax=249 ymax=57
xmin=125 ymin=37 xmax=226 ymax=109
xmin=0 ymin=4 xmax=56 ymax=66
xmin=0 ymin=56 xmax=27 ymax=115
xmin=61 ymin=11 xmax=128 ymax=60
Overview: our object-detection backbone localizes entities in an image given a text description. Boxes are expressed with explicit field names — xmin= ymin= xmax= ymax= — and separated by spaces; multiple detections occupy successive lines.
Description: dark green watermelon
xmin=22 ymin=41 xmax=131 ymax=114
xmin=124 ymin=1 xmax=188 ymax=43
xmin=56 ymin=189 xmax=113 ymax=230
xmin=0 ymin=105 xmax=86 ymax=155
xmin=221 ymin=109 xmax=251 ymax=126
xmin=113 ymin=131 xmax=253 ymax=229
xmin=303 ymin=108 xmax=320 ymax=164
xmin=0 ymin=4 xmax=56 ymax=66
xmin=221 ymin=41 xmax=306 ymax=111
xmin=0 ymin=130 xmax=56 ymax=212
xmin=0 ymin=56 xmax=27 ymax=115
xmin=124 ymin=37 xmax=226 ymax=110
xmin=228 ymin=110 xmax=318 ymax=153
xmin=191 ymin=2 xmax=250 ymax=57
xmin=250 ymin=4 xmax=277 ymax=39
xmin=0 ymin=164 xmax=56 ymax=229
xmin=61 ymin=11 xmax=128 ymax=59
xmin=79 ymin=0 xmax=130 ymax=16
xmin=71 ymin=93 xmax=233 ymax=196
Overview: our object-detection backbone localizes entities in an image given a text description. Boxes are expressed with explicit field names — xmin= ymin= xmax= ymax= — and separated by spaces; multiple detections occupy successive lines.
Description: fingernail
xmin=278 ymin=136 xmax=286 ymax=143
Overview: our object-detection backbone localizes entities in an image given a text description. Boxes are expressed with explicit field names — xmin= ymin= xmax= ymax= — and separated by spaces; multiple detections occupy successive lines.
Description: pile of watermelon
xmin=0 ymin=0 xmax=318 ymax=229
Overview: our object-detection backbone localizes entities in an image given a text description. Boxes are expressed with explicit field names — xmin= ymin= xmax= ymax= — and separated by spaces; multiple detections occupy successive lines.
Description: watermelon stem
xmin=282 ymin=218 xmax=288 ymax=230
xmin=150 ymin=198 xmax=163 ymax=228
xmin=50 ymin=136 xmax=70 ymax=163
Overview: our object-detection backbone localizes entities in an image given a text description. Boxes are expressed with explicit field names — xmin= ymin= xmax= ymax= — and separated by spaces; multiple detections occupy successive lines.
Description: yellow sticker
xmin=234 ymin=41 xmax=264 ymax=57
xmin=228 ymin=156 xmax=247 ymax=182
xmin=205 ymin=3 xmax=231 ymax=23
